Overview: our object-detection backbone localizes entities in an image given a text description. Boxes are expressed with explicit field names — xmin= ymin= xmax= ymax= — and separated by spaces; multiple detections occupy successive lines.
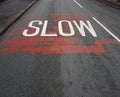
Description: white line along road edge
xmin=73 ymin=0 xmax=83 ymax=8
xmin=93 ymin=17 xmax=120 ymax=43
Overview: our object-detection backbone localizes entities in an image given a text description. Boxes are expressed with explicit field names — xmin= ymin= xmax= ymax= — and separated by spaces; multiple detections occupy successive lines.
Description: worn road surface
xmin=0 ymin=0 xmax=33 ymax=29
xmin=0 ymin=0 xmax=120 ymax=97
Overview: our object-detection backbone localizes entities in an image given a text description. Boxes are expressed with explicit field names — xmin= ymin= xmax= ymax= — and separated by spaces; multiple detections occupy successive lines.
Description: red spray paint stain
xmin=0 ymin=36 xmax=118 ymax=55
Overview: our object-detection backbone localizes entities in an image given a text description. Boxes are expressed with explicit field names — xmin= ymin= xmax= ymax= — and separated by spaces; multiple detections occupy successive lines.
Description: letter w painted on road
xmin=73 ymin=20 xmax=97 ymax=37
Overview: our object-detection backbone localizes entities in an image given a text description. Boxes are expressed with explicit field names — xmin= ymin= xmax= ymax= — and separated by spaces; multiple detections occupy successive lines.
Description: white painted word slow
xmin=23 ymin=20 xmax=97 ymax=37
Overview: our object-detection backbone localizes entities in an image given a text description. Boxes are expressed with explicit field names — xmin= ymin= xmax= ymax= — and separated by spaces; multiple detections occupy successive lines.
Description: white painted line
xmin=73 ymin=0 xmax=83 ymax=8
xmin=92 ymin=17 xmax=120 ymax=43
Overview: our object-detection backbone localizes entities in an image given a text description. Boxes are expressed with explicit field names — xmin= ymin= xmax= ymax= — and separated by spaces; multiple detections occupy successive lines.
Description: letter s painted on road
xmin=23 ymin=20 xmax=42 ymax=37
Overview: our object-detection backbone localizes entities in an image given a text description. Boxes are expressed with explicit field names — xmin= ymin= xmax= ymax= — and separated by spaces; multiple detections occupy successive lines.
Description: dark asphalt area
xmin=0 ymin=0 xmax=33 ymax=30
xmin=0 ymin=0 xmax=120 ymax=97
xmin=98 ymin=0 xmax=120 ymax=10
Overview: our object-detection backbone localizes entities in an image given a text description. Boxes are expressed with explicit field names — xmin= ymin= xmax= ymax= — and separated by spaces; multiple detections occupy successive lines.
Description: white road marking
xmin=73 ymin=0 xmax=83 ymax=8
xmin=93 ymin=17 xmax=120 ymax=43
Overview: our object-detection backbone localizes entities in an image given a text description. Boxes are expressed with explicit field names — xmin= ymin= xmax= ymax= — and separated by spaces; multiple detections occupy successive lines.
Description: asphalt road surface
xmin=0 ymin=0 xmax=120 ymax=97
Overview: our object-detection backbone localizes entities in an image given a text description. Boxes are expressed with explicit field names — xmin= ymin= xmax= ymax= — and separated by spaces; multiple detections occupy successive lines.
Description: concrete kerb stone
xmin=0 ymin=0 xmax=38 ymax=35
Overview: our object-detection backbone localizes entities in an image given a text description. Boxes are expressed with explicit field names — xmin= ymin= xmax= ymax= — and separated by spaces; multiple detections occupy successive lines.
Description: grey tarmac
xmin=0 ymin=0 xmax=120 ymax=97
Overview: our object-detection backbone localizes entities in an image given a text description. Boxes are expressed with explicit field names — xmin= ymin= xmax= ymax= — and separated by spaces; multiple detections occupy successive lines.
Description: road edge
xmin=98 ymin=0 xmax=120 ymax=10
xmin=0 ymin=0 xmax=38 ymax=35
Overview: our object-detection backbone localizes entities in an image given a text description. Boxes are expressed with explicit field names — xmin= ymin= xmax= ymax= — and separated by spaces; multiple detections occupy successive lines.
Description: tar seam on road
xmin=92 ymin=17 xmax=120 ymax=43
xmin=73 ymin=0 xmax=83 ymax=8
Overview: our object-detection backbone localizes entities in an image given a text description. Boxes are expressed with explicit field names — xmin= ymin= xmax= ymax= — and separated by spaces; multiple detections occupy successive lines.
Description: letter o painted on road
xmin=58 ymin=20 xmax=75 ymax=36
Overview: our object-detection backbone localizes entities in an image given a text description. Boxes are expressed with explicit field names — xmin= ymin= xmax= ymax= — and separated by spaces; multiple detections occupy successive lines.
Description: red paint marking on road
xmin=50 ymin=14 xmax=91 ymax=21
xmin=0 ymin=14 xmax=119 ymax=55
xmin=0 ymin=36 xmax=118 ymax=55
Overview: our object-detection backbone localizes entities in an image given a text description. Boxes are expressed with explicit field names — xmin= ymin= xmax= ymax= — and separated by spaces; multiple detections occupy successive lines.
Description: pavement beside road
xmin=0 ymin=0 xmax=38 ymax=35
